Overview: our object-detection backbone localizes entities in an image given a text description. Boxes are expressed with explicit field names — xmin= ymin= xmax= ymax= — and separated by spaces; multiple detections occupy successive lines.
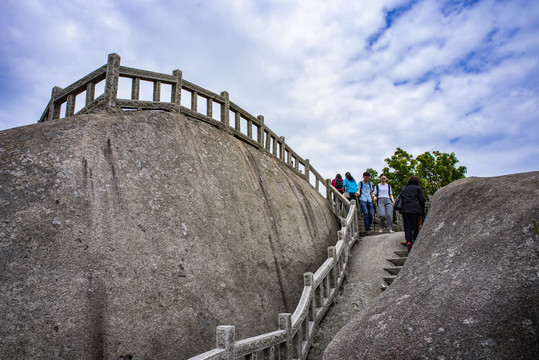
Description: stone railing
xmin=189 ymin=200 xmax=359 ymax=360
xmin=38 ymin=53 xmax=349 ymax=215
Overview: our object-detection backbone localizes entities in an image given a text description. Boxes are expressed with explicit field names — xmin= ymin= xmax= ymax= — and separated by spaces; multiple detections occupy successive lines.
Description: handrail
xmin=188 ymin=202 xmax=359 ymax=360
xmin=37 ymin=53 xmax=351 ymax=215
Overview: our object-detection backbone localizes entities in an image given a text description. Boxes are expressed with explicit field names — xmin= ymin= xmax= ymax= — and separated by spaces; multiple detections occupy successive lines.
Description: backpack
xmin=334 ymin=178 xmax=343 ymax=189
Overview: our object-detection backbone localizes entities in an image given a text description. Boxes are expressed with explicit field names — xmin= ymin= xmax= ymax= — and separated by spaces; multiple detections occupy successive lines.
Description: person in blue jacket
xmin=343 ymin=172 xmax=358 ymax=205
xmin=358 ymin=171 xmax=375 ymax=232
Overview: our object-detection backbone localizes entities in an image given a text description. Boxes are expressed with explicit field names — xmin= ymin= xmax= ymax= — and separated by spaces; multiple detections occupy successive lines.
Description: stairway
xmin=381 ymin=242 xmax=409 ymax=290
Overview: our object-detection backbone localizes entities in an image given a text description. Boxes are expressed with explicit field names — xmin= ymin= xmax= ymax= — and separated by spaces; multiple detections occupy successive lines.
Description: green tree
xmin=416 ymin=151 xmax=467 ymax=197
xmin=381 ymin=147 xmax=417 ymax=195
xmin=381 ymin=148 xmax=467 ymax=199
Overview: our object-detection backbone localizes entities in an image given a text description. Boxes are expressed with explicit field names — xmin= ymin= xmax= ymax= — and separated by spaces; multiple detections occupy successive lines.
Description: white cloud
xmin=0 ymin=0 xmax=538 ymax=178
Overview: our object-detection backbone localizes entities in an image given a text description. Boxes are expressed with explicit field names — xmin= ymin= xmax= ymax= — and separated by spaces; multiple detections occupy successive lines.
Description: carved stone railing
xmin=189 ymin=201 xmax=359 ymax=360
xmin=38 ymin=53 xmax=350 ymax=215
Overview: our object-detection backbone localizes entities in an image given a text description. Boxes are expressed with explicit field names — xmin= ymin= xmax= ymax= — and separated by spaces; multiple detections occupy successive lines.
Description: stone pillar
xmin=216 ymin=325 xmax=235 ymax=360
xmin=104 ymin=53 xmax=121 ymax=109
xmin=153 ymin=80 xmax=161 ymax=102
xmin=279 ymin=313 xmax=293 ymax=360
xmin=66 ymin=94 xmax=75 ymax=117
xmin=86 ymin=82 xmax=96 ymax=106
xmin=257 ymin=115 xmax=265 ymax=146
xmin=171 ymin=69 xmax=182 ymax=105
xmin=305 ymin=159 xmax=311 ymax=183
xmin=305 ymin=272 xmax=316 ymax=324
xmin=48 ymin=86 xmax=63 ymax=121
xmin=326 ymin=179 xmax=332 ymax=205
xmin=221 ymin=91 xmax=230 ymax=129
xmin=131 ymin=78 xmax=140 ymax=100
xmin=235 ymin=111 xmax=241 ymax=131
xmin=328 ymin=246 xmax=337 ymax=295
xmin=280 ymin=137 xmax=285 ymax=162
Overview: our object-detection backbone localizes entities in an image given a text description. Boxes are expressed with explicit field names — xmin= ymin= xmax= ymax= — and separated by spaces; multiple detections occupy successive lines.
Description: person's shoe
xmin=378 ymin=229 xmax=383 ymax=233
xmin=407 ymin=241 xmax=412 ymax=252
xmin=389 ymin=229 xmax=394 ymax=233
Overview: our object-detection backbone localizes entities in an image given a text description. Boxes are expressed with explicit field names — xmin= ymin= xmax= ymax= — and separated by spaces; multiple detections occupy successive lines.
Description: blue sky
xmin=1 ymin=0 xmax=538 ymax=178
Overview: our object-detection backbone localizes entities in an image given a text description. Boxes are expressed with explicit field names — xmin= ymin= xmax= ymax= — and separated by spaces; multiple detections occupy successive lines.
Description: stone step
xmin=394 ymin=250 xmax=409 ymax=258
xmin=383 ymin=276 xmax=396 ymax=285
xmin=383 ymin=266 xmax=402 ymax=276
xmin=387 ymin=257 xmax=406 ymax=267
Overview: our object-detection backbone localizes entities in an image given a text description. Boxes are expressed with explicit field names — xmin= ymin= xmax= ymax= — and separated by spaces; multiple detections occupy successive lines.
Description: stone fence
xmin=189 ymin=200 xmax=359 ymax=360
xmin=38 ymin=53 xmax=349 ymax=216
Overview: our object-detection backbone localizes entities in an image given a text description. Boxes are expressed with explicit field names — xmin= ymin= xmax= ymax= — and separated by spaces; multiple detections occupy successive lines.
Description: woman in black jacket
xmin=398 ymin=176 xmax=425 ymax=252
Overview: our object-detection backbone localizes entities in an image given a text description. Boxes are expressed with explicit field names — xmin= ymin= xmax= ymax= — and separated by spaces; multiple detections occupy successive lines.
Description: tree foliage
xmin=381 ymin=147 xmax=467 ymax=198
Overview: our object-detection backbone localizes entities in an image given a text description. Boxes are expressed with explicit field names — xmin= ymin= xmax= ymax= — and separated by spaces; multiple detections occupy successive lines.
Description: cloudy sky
xmin=1 ymin=0 xmax=538 ymax=179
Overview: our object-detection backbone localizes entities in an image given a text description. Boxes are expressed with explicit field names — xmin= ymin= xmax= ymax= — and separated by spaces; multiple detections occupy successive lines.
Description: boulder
xmin=324 ymin=172 xmax=539 ymax=359
xmin=0 ymin=111 xmax=339 ymax=359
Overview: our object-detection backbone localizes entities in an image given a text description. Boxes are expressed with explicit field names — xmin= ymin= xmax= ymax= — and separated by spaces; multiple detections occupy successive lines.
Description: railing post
xmin=86 ymin=82 xmax=95 ymax=106
xmin=326 ymin=179 xmax=332 ymax=205
xmin=153 ymin=80 xmax=161 ymax=102
xmin=279 ymin=313 xmax=293 ymax=360
xmin=305 ymin=272 xmax=316 ymax=325
xmin=217 ymin=325 xmax=235 ymax=360
xmin=131 ymin=78 xmax=140 ymax=100
xmin=280 ymin=137 xmax=285 ymax=162
xmin=257 ymin=115 xmax=264 ymax=146
xmin=171 ymin=69 xmax=182 ymax=105
xmin=48 ymin=86 xmax=63 ymax=121
xmin=104 ymin=53 xmax=121 ymax=109
xmin=305 ymin=159 xmax=311 ymax=183
xmin=221 ymin=91 xmax=230 ymax=129
xmin=328 ymin=246 xmax=337 ymax=296
xmin=66 ymin=94 xmax=76 ymax=117
xmin=235 ymin=111 xmax=241 ymax=131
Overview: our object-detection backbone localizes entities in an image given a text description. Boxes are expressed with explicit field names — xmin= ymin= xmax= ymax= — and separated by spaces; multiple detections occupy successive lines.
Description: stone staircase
xmin=381 ymin=242 xmax=409 ymax=290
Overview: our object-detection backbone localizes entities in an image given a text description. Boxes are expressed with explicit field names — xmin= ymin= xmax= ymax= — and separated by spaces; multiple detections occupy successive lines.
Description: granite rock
xmin=324 ymin=172 xmax=539 ymax=360
xmin=0 ymin=111 xmax=339 ymax=359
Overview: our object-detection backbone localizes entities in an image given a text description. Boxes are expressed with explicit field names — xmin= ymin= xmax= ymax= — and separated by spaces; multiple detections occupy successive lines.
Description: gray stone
xmin=323 ymin=172 xmax=539 ymax=360
xmin=0 ymin=111 xmax=339 ymax=359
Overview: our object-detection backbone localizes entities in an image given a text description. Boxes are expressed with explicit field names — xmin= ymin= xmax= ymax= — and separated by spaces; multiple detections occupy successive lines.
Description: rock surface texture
xmin=324 ymin=172 xmax=539 ymax=360
xmin=0 ymin=111 xmax=339 ymax=359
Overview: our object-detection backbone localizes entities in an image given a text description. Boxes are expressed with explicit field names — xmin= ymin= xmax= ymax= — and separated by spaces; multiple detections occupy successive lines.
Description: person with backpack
xmin=358 ymin=171 xmax=375 ymax=232
xmin=373 ymin=173 xmax=395 ymax=232
xmin=396 ymin=175 xmax=426 ymax=251
xmin=343 ymin=172 xmax=358 ymax=205
xmin=331 ymin=174 xmax=344 ymax=194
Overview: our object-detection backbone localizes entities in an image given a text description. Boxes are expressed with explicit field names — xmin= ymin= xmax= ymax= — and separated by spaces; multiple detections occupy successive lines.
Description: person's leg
xmin=411 ymin=214 xmax=420 ymax=243
xmin=366 ymin=201 xmax=374 ymax=231
xmin=402 ymin=213 xmax=413 ymax=243
xmin=359 ymin=200 xmax=368 ymax=230
xmin=385 ymin=199 xmax=394 ymax=230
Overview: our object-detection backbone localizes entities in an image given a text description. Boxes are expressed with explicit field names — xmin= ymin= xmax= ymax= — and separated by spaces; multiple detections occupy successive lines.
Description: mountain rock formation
xmin=0 ymin=111 xmax=339 ymax=359
xmin=324 ymin=172 xmax=539 ymax=360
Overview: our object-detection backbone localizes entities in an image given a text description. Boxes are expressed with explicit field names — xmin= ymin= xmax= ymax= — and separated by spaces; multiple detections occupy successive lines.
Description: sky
xmin=1 ymin=0 xmax=538 ymax=179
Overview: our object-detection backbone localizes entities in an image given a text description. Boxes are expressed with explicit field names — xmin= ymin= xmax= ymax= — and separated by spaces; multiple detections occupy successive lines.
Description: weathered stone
xmin=0 ymin=111 xmax=339 ymax=359
xmin=324 ymin=172 xmax=539 ymax=360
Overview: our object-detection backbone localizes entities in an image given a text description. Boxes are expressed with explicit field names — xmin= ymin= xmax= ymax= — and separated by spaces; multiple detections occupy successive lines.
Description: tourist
xmin=331 ymin=174 xmax=344 ymax=194
xmin=397 ymin=175 xmax=425 ymax=251
xmin=358 ymin=172 xmax=375 ymax=232
xmin=373 ymin=174 xmax=395 ymax=232
xmin=343 ymin=172 xmax=358 ymax=205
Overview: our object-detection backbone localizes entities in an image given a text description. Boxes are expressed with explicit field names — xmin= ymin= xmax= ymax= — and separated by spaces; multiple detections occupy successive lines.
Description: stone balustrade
xmin=38 ymin=53 xmax=349 ymax=215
